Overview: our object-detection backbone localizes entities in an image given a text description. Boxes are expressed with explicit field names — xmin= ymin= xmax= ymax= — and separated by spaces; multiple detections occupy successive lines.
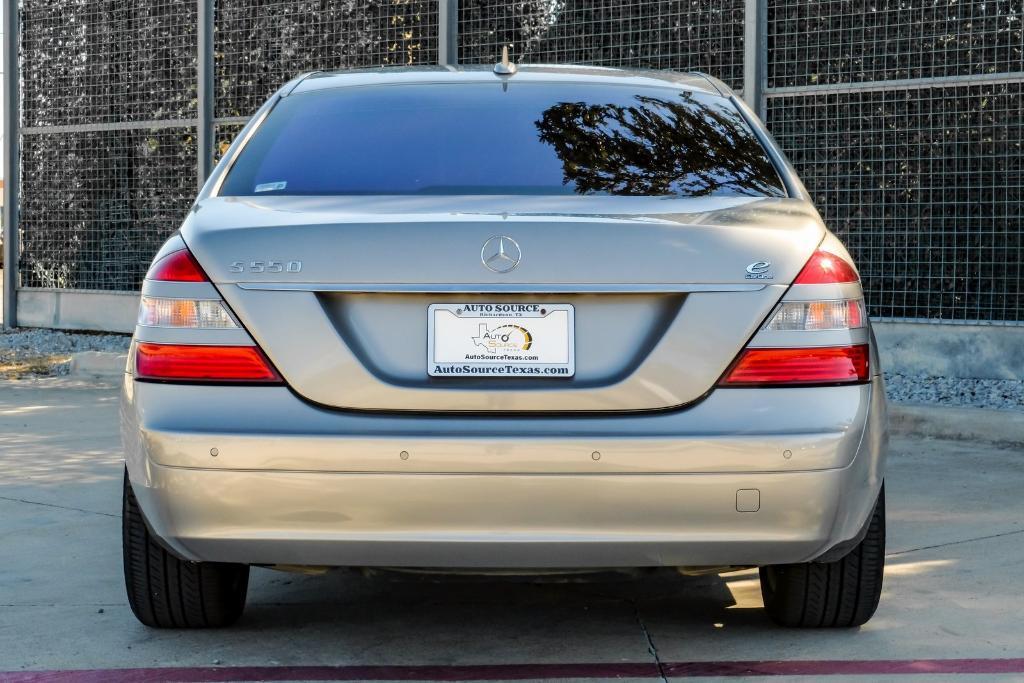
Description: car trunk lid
xmin=182 ymin=195 xmax=824 ymax=412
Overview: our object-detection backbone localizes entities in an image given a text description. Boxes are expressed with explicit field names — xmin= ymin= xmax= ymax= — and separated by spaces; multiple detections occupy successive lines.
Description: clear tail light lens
xmin=721 ymin=345 xmax=870 ymax=386
xmin=138 ymin=297 xmax=237 ymax=329
xmin=135 ymin=343 xmax=282 ymax=383
xmin=764 ymin=299 xmax=865 ymax=331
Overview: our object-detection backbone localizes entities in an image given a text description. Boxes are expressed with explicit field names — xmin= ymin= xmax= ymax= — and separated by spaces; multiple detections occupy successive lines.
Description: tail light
xmin=763 ymin=299 xmax=865 ymax=331
xmin=721 ymin=246 xmax=870 ymax=387
xmin=721 ymin=345 xmax=869 ymax=386
xmin=138 ymin=297 xmax=237 ymax=329
xmin=135 ymin=343 xmax=282 ymax=383
xmin=135 ymin=243 xmax=282 ymax=384
xmin=794 ymin=249 xmax=859 ymax=285
xmin=141 ymin=247 xmax=238 ymax=329
xmin=148 ymin=249 xmax=208 ymax=282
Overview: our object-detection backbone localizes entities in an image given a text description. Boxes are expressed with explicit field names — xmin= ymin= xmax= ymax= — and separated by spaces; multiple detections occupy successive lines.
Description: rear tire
xmin=759 ymin=485 xmax=885 ymax=628
xmin=122 ymin=470 xmax=249 ymax=628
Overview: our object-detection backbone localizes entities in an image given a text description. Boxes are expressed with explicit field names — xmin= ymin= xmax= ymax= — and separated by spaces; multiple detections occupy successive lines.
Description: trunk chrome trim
xmin=234 ymin=282 xmax=767 ymax=293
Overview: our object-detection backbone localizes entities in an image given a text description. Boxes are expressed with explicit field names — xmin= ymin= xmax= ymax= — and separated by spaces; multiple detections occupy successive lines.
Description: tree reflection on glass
xmin=535 ymin=93 xmax=785 ymax=197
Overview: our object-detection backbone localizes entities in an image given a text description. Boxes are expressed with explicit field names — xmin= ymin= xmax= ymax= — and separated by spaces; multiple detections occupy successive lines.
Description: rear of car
xmin=121 ymin=66 xmax=887 ymax=629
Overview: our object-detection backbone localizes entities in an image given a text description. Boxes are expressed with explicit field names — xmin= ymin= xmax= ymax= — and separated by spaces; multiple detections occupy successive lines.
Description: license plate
xmin=427 ymin=303 xmax=575 ymax=378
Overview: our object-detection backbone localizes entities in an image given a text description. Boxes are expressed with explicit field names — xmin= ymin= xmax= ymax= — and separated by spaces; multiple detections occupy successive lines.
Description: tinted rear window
xmin=220 ymin=82 xmax=786 ymax=198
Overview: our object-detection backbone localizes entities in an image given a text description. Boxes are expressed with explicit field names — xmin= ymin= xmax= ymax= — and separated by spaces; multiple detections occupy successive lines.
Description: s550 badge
xmin=229 ymin=260 xmax=302 ymax=274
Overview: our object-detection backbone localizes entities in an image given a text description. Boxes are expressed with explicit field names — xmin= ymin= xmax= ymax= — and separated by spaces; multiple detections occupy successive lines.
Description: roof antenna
xmin=493 ymin=46 xmax=517 ymax=75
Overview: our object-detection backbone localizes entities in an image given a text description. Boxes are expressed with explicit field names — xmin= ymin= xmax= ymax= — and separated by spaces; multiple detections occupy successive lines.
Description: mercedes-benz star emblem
xmin=481 ymin=235 xmax=522 ymax=273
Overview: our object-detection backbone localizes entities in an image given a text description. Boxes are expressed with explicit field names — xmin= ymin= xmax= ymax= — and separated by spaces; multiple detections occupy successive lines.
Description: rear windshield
xmin=220 ymin=82 xmax=786 ymax=198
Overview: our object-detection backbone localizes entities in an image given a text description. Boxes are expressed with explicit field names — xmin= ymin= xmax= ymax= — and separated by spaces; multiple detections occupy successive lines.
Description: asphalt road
xmin=1 ymin=378 xmax=1023 ymax=682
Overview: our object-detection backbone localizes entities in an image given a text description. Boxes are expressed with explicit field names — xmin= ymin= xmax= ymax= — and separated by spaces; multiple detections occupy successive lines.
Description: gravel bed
xmin=0 ymin=328 xmax=130 ymax=377
xmin=884 ymin=373 xmax=1024 ymax=412
xmin=0 ymin=328 xmax=130 ymax=355
xmin=2 ymin=328 xmax=1022 ymax=411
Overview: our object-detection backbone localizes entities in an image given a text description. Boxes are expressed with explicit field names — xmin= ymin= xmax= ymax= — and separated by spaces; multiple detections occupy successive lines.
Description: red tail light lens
xmin=148 ymin=249 xmax=208 ymax=282
xmin=721 ymin=345 xmax=870 ymax=386
xmin=135 ymin=343 xmax=282 ymax=383
xmin=794 ymin=250 xmax=859 ymax=285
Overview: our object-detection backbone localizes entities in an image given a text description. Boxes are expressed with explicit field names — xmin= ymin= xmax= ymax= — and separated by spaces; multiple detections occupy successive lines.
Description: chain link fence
xmin=458 ymin=0 xmax=745 ymax=90
xmin=214 ymin=0 xmax=438 ymax=119
xmin=17 ymin=0 xmax=199 ymax=291
xmin=5 ymin=0 xmax=1023 ymax=325
xmin=765 ymin=0 xmax=1024 ymax=324
xmin=12 ymin=0 xmax=439 ymax=292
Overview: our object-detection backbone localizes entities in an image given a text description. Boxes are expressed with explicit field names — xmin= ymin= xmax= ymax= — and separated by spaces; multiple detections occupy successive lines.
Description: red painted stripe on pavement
xmin=666 ymin=658 xmax=1024 ymax=676
xmin=4 ymin=659 xmax=1024 ymax=682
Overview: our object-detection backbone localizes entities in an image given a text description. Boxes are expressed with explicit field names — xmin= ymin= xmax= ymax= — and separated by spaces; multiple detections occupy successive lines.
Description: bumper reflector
xmin=721 ymin=345 xmax=870 ymax=386
xmin=135 ymin=343 xmax=282 ymax=383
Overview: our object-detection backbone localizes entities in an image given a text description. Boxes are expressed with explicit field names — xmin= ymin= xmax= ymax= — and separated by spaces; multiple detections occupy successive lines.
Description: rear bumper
xmin=122 ymin=376 xmax=888 ymax=567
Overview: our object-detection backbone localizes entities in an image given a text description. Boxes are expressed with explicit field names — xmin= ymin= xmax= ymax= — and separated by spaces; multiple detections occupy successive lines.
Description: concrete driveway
xmin=1 ymin=379 xmax=1022 ymax=682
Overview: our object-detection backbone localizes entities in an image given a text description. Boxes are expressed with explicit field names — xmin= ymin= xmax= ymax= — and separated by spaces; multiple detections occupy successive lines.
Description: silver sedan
xmin=121 ymin=64 xmax=887 ymax=629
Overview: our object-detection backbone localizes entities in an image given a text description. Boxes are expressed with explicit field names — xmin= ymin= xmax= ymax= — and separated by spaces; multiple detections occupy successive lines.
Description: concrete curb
xmin=889 ymin=404 xmax=1024 ymax=446
xmin=68 ymin=351 xmax=127 ymax=378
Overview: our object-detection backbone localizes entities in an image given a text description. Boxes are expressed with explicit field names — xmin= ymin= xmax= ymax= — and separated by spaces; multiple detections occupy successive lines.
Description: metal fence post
xmin=3 ymin=0 xmax=20 ymax=328
xmin=743 ymin=0 xmax=766 ymax=119
xmin=197 ymin=0 xmax=215 ymax=189
xmin=438 ymin=0 xmax=458 ymax=65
